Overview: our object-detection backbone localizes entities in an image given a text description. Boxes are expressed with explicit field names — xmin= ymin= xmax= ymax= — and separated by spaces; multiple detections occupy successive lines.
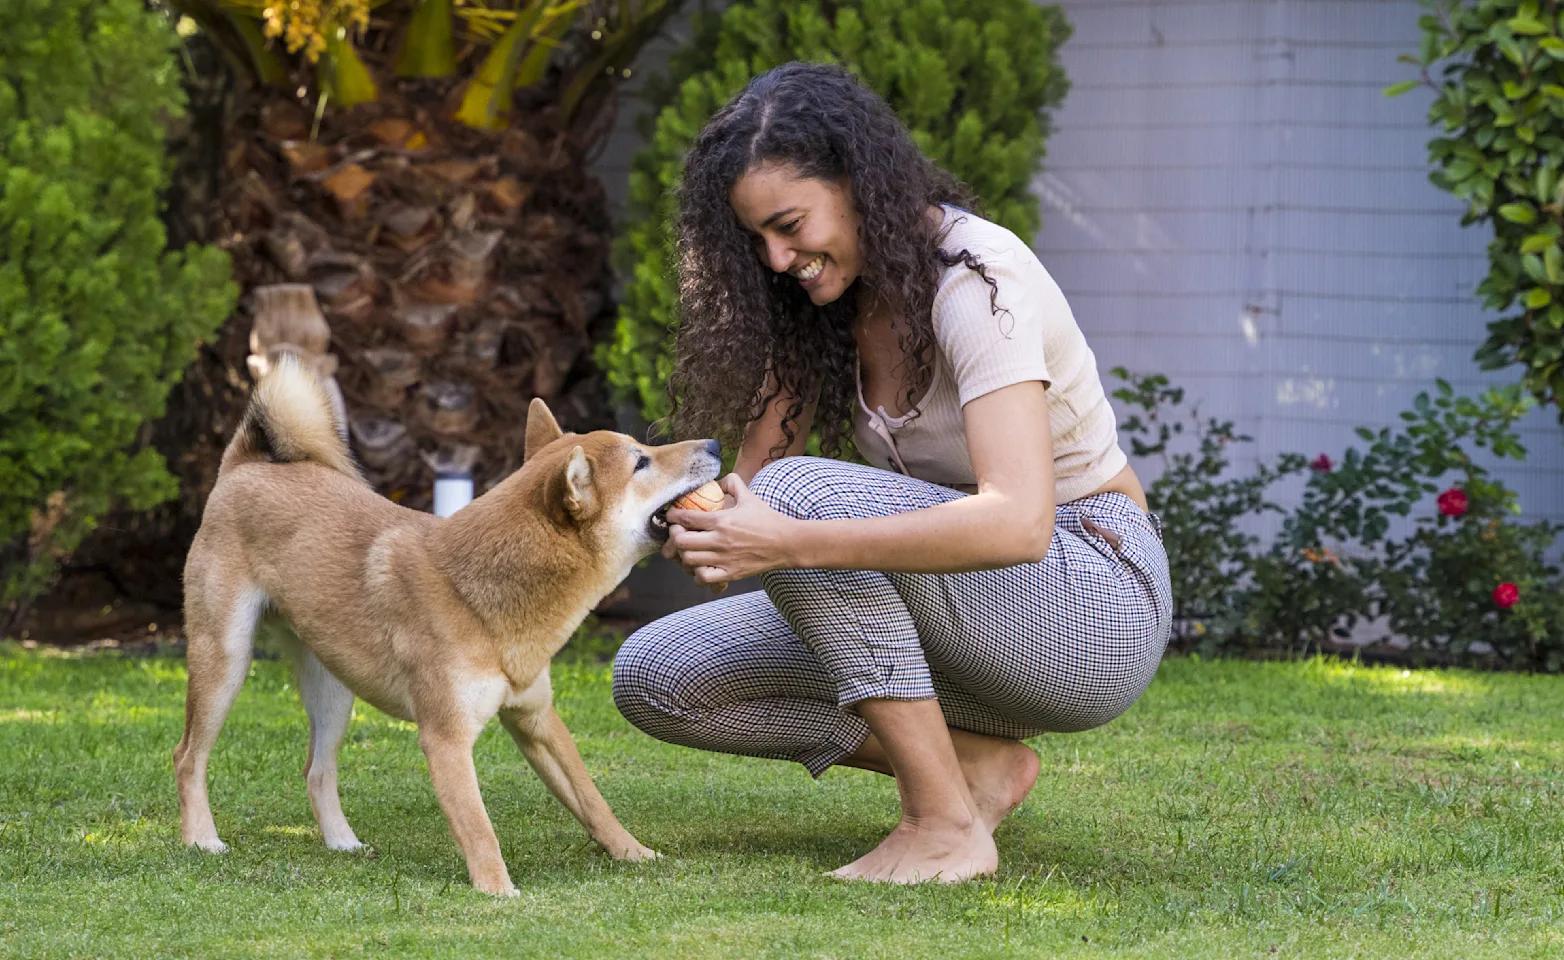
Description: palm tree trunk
xmin=39 ymin=5 xmax=666 ymax=634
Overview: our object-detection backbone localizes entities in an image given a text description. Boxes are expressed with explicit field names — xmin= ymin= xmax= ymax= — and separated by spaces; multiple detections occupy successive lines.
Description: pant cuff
xmin=796 ymin=712 xmax=872 ymax=778
xmin=834 ymin=663 xmax=935 ymax=710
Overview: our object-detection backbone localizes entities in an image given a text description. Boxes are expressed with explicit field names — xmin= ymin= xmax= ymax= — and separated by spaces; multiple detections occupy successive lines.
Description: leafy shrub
xmin=1366 ymin=384 xmax=1564 ymax=667
xmin=599 ymin=0 xmax=1072 ymax=424
xmin=0 ymin=0 xmax=236 ymax=619
xmin=1110 ymin=368 xmax=1307 ymax=645
xmin=1117 ymin=369 xmax=1563 ymax=667
xmin=1244 ymin=381 xmax=1563 ymax=663
xmin=1390 ymin=0 xmax=1564 ymax=420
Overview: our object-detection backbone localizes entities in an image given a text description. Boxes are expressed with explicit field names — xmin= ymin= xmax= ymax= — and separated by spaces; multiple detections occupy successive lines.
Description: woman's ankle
xmin=899 ymin=803 xmax=978 ymax=835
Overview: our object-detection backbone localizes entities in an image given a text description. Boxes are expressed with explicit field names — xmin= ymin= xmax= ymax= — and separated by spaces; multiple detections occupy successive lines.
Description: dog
xmin=174 ymin=356 xmax=721 ymax=895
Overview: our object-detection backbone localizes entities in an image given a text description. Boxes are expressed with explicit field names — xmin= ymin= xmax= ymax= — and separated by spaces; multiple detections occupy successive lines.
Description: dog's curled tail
xmin=220 ymin=353 xmax=360 ymax=481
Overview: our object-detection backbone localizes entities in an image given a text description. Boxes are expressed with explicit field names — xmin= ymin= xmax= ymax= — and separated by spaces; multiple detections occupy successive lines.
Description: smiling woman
xmin=611 ymin=62 xmax=1172 ymax=886
xmin=729 ymin=171 xmax=862 ymax=307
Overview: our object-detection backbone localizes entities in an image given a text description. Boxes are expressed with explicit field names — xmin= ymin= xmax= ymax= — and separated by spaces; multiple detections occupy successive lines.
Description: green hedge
xmin=1391 ymin=0 xmax=1564 ymax=420
xmin=0 ymin=0 xmax=236 ymax=617
xmin=599 ymin=0 xmax=1071 ymax=424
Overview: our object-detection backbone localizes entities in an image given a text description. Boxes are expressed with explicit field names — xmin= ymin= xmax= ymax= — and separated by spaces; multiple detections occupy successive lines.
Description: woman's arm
xmin=663 ymin=372 xmax=813 ymax=578
xmin=669 ymin=380 xmax=1056 ymax=580
xmin=732 ymin=372 xmax=815 ymax=484
xmin=787 ymin=380 xmax=1054 ymax=571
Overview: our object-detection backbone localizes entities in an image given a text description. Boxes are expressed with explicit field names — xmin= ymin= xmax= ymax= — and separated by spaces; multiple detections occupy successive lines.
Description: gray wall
xmin=589 ymin=0 xmax=1564 ymax=556
xmin=1037 ymin=0 xmax=1562 ymax=536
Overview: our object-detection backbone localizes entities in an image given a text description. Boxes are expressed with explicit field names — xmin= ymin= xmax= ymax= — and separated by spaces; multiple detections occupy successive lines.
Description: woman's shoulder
xmin=936 ymin=205 xmax=1041 ymax=271
xmin=932 ymin=207 xmax=1044 ymax=289
xmin=934 ymin=206 xmax=1059 ymax=310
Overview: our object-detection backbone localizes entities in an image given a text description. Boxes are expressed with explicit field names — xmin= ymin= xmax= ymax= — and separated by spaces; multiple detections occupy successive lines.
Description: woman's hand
xmin=662 ymin=474 xmax=796 ymax=591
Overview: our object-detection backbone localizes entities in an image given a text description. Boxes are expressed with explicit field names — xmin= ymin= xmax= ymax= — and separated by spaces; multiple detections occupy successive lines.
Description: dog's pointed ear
xmin=525 ymin=398 xmax=563 ymax=462
xmin=562 ymin=445 xmax=595 ymax=519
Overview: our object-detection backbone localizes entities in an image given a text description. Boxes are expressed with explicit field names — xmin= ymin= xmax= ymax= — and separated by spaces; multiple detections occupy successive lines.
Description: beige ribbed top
xmin=852 ymin=206 xmax=1127 ymax=504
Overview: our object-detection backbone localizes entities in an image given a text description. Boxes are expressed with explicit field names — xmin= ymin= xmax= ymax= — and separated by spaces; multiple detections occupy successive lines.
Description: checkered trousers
xmin=612 ymin=456 xmax=1172 ymax=777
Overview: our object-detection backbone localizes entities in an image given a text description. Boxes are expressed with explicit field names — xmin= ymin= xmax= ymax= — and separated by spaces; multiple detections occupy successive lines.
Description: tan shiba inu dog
xmin=174 ymin=356 xmax=720 ymax=896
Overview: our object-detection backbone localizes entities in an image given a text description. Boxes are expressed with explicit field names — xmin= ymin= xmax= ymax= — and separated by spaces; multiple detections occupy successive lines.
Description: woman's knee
xmin=750 ymin=456 xmax=865 ymax=521
xmin=610 ymin=624 xmax=685 ymax=733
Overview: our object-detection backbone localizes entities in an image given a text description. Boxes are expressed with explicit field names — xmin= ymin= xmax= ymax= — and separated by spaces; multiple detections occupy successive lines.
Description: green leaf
xmin=1499 ymin=201 xmax=1539 ymax=224
xmin=317 ymin=36 xmax=378 ymax=108
xmin=394 ymin=0 xmax=458 ymax=78
xmin=1384 ymin=79 xmax=1422 ymax=98
xmin=1520 ymin=233 xmax=1556 ymax=253
xmin=1446 ymin=158 xmax=1478 ymax=181
xmin=1508 ymin=16 xmax=1550 ymax=36
xmin=1546 ymin=242 xmax=1564 ymax=283
xmin=1499 ymin=37 xmax=1528 ymax=67
xmin=454 ymin=5 xmax=550 ymax=130
xmin=1525 ymin=287 xmax=1553 ymax=308
xmin=1524 ymin=253 xmax=1550 ymax=283
xmin=1535 ymin=165 xmax=1558 ymax=203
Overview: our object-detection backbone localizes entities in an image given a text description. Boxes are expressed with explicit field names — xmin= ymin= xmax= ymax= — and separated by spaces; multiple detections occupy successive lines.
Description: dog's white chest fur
xmin=445 ymin=669 xmax=553 ymax=730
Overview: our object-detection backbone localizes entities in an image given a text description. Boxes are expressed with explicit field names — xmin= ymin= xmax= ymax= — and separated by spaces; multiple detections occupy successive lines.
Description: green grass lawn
xmin=2 ymin=645 xmax=1562 ymax=959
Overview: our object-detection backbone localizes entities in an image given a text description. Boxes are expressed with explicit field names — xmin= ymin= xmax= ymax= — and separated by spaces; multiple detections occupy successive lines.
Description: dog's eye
xmin=634 ymin=454 xmax=651 ymax=472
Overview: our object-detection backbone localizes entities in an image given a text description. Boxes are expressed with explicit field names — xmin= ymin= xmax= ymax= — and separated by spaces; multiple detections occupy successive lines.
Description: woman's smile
xmin=793 ymin=254 xmax=827 ymax=285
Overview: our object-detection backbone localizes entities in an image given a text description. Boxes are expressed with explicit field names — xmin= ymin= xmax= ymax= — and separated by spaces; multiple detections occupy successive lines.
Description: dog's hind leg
xmin=175 ymin=584 xmax=266 ymax=852
xmin=278 ymin=630 xmax=362 ymax=851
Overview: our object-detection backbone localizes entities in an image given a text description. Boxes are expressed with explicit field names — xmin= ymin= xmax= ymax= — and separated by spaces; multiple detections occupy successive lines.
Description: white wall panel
xmin=1042 ymin=0 xmax=1563 ymax=530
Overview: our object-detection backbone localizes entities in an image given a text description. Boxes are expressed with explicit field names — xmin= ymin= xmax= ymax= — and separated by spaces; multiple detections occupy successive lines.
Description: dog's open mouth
xmin=648 ymin=484 xmax=706 ymax=538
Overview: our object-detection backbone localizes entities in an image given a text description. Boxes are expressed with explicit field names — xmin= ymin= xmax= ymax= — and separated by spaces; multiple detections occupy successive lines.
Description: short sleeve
xmin=932 ymin=253 xmax=1052 ymax=407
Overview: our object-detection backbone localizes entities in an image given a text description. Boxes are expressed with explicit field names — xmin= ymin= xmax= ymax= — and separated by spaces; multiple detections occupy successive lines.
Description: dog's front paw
xmin=186 ymin=836 xmax=229 ymax=854
xmin=475 ymin=879 xmax=520 ymax=898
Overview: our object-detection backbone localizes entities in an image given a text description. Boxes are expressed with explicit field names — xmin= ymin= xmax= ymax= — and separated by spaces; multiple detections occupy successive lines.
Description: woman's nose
xmin=762 ymin=237 xmax=791 ymax=274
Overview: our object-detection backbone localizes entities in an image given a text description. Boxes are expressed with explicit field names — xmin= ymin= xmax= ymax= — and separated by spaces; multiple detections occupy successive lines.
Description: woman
xmin=612 ymin=62 xmax=1172 ymax=884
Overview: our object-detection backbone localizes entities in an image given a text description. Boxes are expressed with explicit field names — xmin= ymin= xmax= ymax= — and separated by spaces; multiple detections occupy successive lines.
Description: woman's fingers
xmin=670 ymin=527 xmax=720 ymax=553
xmin=720 ymin=473 xmax=751 ymax=504
xmin=692 ymin=564 xmax=730 ymax=589
xmin=678 ymin=550 xmax=723 ymax=568
xmin=665 ymin=506 xmax=721 ymax=530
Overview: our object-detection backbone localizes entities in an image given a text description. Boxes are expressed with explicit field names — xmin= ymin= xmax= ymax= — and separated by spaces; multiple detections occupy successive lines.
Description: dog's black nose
xmin=704 ymin=439 xmax=721 ymax=459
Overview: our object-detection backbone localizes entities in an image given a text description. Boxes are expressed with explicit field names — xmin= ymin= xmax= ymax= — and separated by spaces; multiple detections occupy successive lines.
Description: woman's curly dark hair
xmin=663 ymin=61 xmax=996 ymax=460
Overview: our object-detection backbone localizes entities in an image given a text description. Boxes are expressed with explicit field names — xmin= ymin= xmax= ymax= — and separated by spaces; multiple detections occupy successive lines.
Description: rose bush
xmin=1117 ymin=371 xmax=1564 ymax=668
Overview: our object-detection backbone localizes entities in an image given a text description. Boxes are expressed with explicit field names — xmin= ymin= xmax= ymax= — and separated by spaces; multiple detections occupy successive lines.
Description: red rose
xmin=1437 ymin=488 xmax=1468 ymax=518
xmin=1310 ymin=454 xmax=1333 ymax=473
xmin=1493 ymin=582 xmax=1520 ymax=609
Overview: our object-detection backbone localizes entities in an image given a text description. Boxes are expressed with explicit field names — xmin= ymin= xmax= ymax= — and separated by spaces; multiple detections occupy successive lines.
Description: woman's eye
xmin=635 ymin=455 xmax=651 ymax=471
xmin=779 ymin=219 xmax=801 ymax=234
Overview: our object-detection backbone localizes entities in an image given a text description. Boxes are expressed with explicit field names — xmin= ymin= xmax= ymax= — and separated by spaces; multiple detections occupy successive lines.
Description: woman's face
xmin=728 ymin=162 xmax=862 ymax=306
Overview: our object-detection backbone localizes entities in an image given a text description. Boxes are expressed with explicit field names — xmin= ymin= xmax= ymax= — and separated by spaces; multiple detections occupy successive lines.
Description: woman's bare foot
xmin=951 ymin=732 xmax=1040 ymax=832
xmin=840 ymin=731 xmax=1041 ymax=832
xmin=829 ymin=812 xmax=998 ymax=884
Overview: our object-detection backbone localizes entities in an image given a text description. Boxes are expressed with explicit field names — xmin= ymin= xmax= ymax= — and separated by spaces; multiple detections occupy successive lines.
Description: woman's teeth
xmin=795 ymin=255 xmax=825 ymax=282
